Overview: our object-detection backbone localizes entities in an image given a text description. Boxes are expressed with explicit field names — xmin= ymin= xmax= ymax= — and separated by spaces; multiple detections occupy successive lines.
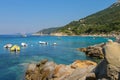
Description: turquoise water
xmin=0 ymin=35 xmax=115 ymax=80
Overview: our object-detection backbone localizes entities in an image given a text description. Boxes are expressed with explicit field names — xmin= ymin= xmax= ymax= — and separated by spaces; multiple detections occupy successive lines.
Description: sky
xmin=0 ymin=0 xmax=116 ymax=34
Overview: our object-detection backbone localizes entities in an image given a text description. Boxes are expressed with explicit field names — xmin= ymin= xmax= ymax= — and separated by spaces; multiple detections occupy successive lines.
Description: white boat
xmin=4 ymin=44 xmax=12 ymax=48
xmin=21 ymin=42 xmax=28 ymax=47
xmin=53 ymin=43 xmax=57 ymax=46
xmin=39 ymin=41 xmax=48 ymax=45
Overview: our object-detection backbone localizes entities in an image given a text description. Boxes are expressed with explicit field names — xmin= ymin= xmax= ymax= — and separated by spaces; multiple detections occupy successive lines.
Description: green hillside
xmin=37 ymin=2 xmax=120 ymax=35
xmin=52 ymin=2 xmax=120 ymax=35
xmin=37 ymin=27 xmax=58 ymax=34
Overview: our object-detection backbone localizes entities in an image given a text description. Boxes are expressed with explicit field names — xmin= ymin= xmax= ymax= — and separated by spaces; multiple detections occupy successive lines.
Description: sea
xmin=0 ymin=35 xmax=115 ymax=80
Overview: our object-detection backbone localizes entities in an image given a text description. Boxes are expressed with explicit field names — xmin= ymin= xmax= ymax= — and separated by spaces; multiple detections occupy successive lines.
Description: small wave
xmin=19 ymin=63 xmax=29 ymax=67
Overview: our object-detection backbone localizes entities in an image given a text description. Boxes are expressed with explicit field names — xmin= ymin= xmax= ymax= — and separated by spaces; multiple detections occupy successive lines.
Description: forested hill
xmin=38 ymin=2 xmax=120 ymax=35
xmin=37 ymin=27 xmax=58 ymax=35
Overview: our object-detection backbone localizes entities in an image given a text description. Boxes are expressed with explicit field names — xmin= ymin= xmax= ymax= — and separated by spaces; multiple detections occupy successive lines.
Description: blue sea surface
xmin=0 ymin=35 xmax=115 ymax=80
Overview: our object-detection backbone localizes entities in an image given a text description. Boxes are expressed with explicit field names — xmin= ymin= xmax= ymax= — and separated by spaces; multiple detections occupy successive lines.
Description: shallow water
xmin=0 ymin=35 xmax=115 ymax=80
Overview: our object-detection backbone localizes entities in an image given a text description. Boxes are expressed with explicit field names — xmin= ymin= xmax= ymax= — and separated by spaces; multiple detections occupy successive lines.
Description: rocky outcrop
xmin=78 ymin=40 xmax=120 ymax=79
xmin=116 ymin=35 xmax=120 ymax=43
xmin=78 ymin=43 xmax=105 ymax=59
xmin=95 ymin=41 xmax=120 ymax=80
xmin=25 ymin=59 xmax=97 ymax=80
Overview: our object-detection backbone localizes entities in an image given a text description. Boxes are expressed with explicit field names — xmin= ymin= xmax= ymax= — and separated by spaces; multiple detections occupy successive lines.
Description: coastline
xmin=33 ymin=32 xmax=118 ymax=38
xmin=25 ymin=40 xmax=120 ymax=80
xmin=1 ymin=35 xmax=108 ymax=80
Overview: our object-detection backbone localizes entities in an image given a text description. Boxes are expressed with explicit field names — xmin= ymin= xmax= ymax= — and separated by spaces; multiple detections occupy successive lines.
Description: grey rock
xmin=95 ymin=41 xmax=120 ymax=80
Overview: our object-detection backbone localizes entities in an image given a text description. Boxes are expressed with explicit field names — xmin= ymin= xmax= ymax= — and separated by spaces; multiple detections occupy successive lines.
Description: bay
xmin=0 ymin=35 xmax=115 ymax=80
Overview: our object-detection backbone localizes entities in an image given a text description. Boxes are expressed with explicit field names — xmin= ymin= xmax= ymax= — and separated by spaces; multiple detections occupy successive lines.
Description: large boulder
xmin=25 ymin=59 xmax=97 ymax=80
xmin=95 ymin=41 xmax=120 ymax=80
xmin=105 ymin=41 xmax=120 ymax=67
xmin=116 ymin=35 xmax=120 ymax=43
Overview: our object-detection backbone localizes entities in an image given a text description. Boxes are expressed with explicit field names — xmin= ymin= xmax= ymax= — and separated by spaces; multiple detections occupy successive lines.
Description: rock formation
xmin=25 ymin=59 xmax=97 ymax=80
xmin=116 ymin=35 xmax=120 ymax=43
xmin=78 ymin=43 xmax=105 ymax=59
xmin=95 ymin=41 xmax=120 ymax=80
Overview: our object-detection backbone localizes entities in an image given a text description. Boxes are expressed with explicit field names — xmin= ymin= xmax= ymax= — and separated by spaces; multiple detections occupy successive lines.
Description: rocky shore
xmin=95 ymin=40 xmax=120 ymax=80
xmin=25 ymin=40 xmax=120 ymax=80
xmin=50 ymin=32 xmax=117 ymax=37
xmin=25 ymin=59 xmax=97 ymax=80
xmin=78 ymin=43 xmax=105 ymax=59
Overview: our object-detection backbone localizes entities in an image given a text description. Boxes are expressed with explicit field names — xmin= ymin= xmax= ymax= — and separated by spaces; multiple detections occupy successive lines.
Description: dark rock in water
xmin=79 ymin=48 xmax=87 ymax=52
xmin=95 ymin=41 xmax=120 ymax=80
xmin=25 ymin=59 xmax=97 ymax=80
xmin=78 ymin=43 xmax=105 ymax=59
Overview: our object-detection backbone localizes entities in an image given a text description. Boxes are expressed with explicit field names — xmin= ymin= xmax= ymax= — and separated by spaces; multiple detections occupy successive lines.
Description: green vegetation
xmin=37 ymin=27 xmax=58 ymax=34
xmin=37 ymin=2 xmax=120 ymax=35
xmin=53 ymin=2 xmax=120 ymax=35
